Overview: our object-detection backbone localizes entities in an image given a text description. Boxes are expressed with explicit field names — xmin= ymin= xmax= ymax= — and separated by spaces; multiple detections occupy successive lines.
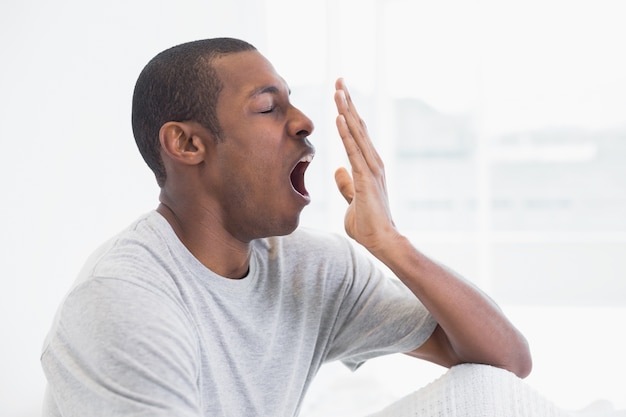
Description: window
xmin=267 ymin=0 xmax=626 ymax=306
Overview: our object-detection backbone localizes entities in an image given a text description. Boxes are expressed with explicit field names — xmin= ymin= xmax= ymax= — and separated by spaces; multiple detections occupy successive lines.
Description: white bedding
xmin=365 ymin=364 xmax=625 ymax=417
xmin=301 ymin=306 xmax=626 ymax=417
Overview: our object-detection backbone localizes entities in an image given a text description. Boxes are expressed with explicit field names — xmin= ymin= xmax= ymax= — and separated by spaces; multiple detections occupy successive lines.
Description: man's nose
xmin=289 ymin=106 xmax=315 ymax=139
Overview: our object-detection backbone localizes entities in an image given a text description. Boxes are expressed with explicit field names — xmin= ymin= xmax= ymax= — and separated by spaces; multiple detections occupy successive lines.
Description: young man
xmin=41 ymin=38 xmax=531 ymax=416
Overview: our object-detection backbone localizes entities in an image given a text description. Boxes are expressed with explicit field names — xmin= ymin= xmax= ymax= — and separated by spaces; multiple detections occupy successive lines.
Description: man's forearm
xmin=371 ymin=232 xmax=532 ymax=378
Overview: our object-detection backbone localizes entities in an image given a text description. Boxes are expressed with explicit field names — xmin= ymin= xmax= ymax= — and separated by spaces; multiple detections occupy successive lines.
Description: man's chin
xmin=251 ymin=213 xmax=302 ymax=240
xmin=277 ymin=216 xmax=301 ymax=237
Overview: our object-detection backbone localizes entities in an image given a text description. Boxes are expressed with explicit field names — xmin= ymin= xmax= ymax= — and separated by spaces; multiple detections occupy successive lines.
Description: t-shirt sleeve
xmin=325 ymin=243 xmax=438 ymax=371
xmin=41 ymin=277 xmax=202 ymax=417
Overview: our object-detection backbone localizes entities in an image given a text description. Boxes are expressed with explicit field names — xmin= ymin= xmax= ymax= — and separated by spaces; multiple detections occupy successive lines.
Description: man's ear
xmin=159 ymin=121 xmax=206 ymax=165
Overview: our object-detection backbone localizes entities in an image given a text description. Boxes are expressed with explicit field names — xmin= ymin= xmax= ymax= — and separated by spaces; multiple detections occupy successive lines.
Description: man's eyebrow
xmin=249 ymin=85 xmax=292 ymax=97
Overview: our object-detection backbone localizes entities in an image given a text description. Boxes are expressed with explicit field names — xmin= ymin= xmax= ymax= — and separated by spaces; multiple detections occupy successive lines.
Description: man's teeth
xmin=299 ymin=154 xmax=314 ymax=163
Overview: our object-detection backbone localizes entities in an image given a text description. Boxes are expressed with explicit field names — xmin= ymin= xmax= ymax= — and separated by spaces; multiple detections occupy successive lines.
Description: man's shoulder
xmin=65 ymin=211 xmax=180 ymax=298
xmin=253 ymin=228 xmax=367 ymax=277
xmin=42 ymin=212 xmax=192 ymax=355
xmin=261 ymin=227 xmax=353 ymax=255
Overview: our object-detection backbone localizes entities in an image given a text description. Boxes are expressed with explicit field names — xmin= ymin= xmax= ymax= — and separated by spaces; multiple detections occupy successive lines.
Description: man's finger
xmin=334 ymin=167 xmax=354 ymax=204
xmin=334 ymin=80 xmax=383 ymax=170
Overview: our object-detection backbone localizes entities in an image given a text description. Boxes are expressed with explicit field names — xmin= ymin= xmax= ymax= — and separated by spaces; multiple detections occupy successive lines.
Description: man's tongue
xmin=290 ymin=161 xmax=309 ymax=197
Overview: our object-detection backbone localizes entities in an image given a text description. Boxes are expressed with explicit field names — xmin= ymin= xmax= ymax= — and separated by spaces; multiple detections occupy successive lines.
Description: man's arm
xmin=332 ymin=78 xmax=532 ymax=378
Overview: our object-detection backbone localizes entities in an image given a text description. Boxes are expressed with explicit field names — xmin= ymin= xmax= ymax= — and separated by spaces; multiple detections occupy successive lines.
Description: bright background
xmin=1 ymin=0 xmax=625 ymax=415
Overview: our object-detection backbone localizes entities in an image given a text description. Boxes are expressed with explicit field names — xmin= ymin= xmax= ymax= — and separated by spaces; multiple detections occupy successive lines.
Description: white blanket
xmin=365 ymin=364 xmax=625 ymax=417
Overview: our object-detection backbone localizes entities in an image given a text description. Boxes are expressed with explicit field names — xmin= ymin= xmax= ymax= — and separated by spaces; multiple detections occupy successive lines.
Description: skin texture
xmin=156 ymin=49 xmax=532 ymax=377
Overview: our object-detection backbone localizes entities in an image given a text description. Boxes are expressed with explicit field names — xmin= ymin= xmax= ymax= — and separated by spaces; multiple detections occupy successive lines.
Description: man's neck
xmin=156 ymin=202 xmax=251 ymax=279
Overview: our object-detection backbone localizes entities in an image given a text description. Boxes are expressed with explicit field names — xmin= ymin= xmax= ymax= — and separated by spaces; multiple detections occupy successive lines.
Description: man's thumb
xmin=334 ymin=167 xmax=354 ymax=204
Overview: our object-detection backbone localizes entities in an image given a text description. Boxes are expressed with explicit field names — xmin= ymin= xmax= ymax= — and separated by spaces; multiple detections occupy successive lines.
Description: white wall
xmin=2 ymin=1 xmax=625 ymax=415
xmin=1 ymin=1 xmax=268 ymax=414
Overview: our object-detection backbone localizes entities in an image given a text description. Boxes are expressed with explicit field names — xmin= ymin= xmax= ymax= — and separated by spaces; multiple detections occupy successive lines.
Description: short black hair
xmin=131 ymin=38 xmax=257 ymax=187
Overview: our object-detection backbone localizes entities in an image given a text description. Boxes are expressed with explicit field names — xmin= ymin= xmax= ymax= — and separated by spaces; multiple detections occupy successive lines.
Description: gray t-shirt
xmin=41 ymin=211 xmax=437 ymax=416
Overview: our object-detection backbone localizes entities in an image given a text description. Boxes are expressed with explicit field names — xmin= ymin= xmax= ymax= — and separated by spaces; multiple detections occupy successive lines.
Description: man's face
xmin=202 ymin=50 xmax=315 ymax=242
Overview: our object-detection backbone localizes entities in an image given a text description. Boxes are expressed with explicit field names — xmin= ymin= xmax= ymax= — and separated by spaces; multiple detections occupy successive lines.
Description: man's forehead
xmin=213 ymin=51 xmax=289 ymax=95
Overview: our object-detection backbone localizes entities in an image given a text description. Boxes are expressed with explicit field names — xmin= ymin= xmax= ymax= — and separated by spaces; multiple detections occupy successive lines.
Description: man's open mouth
xmin=290 ymin=153 xmax=314 ymax=198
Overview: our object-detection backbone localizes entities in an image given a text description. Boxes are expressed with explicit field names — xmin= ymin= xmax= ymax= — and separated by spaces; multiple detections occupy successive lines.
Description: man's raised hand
xmin=333 ymin=78 xmax=399 ymax=255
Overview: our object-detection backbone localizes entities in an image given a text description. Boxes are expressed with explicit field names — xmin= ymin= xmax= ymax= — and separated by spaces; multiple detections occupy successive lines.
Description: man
xmin=41 ymin=38 xmax=531 ymax=416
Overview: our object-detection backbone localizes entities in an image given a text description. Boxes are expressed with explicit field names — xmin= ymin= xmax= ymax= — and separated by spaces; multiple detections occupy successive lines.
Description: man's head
xmin=132 ymin=38 xmax=315 ymax=241
xmin=131 ymin=38 xmax=256 ymax=187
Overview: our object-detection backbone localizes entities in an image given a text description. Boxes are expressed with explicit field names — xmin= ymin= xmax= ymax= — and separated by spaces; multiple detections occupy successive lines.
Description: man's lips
xmin=290 ymin=153 xmax=314 ymax=198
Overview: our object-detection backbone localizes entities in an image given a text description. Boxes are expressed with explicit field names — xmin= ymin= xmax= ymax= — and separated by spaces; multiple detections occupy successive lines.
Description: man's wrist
xmin=366 ymin=230 xmax=411 ymax=263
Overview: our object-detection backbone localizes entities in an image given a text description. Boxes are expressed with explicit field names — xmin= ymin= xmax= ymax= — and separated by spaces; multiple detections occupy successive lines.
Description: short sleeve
xmin=41 ymin=277 xmax=202 ymax=417
xmin=325 ymin=247 xmax=438 ymax=371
